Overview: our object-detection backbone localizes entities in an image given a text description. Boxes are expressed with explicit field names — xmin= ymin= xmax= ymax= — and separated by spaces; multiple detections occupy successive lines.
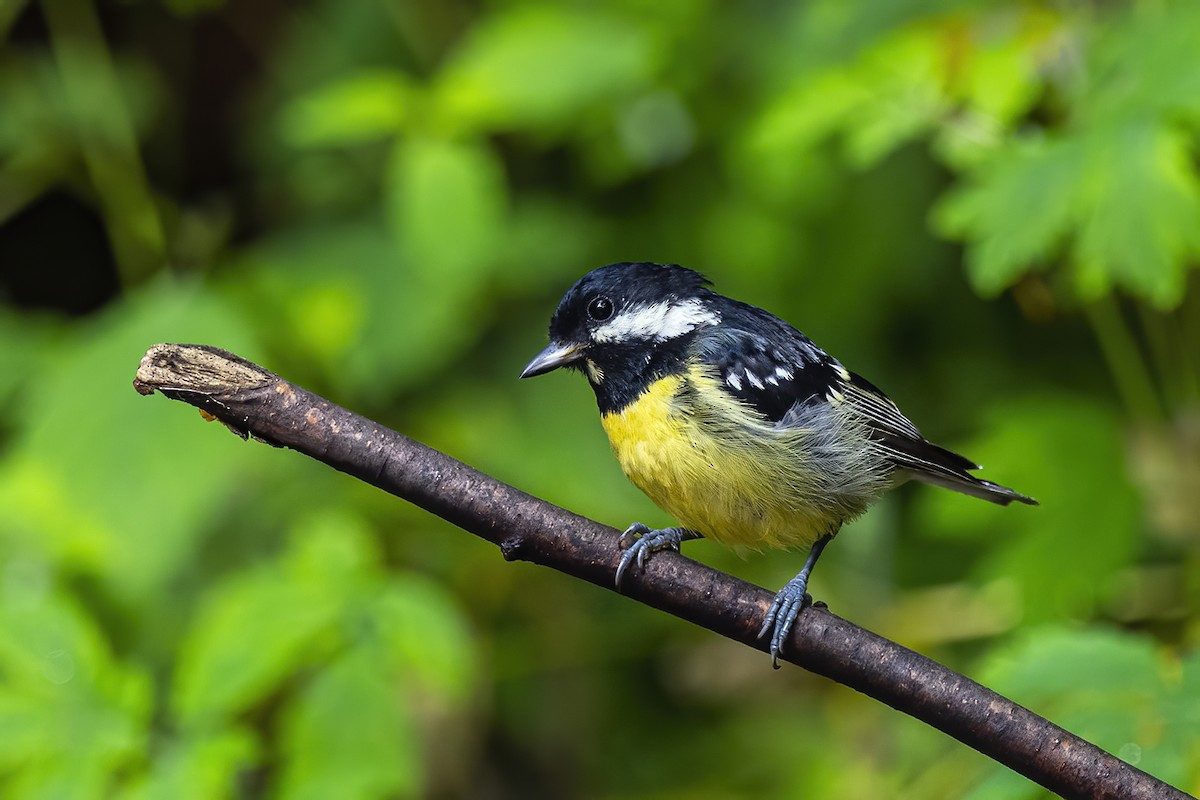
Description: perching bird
xmin=520 ymin=263 xmax=1036 ymax=666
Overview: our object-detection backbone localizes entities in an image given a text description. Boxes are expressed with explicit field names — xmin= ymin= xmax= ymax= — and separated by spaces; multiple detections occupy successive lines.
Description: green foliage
xmin=0 ymin=0 xmax=1198 ymax=797
xmin=386 ymin=137 xmax=506 ymax=285
xmin=279 ymin=71 xmax=414 ymax=149
xmin=0 ymin=285 xmax=260 ymax=596
xmin=915 ymin=396 xmax=1140 ymax=622
xmin=934 ymin=3 xmax=1200 ymax=309
xmin=0 ymin=590 xmax=150 ymax=798
xmin=938 ymin=123 xmax=1200 ymax=307
xmin=435 ymin=6 xmax=655 ymax=132
xmin=966 ymin=628 xmax=1200 ymax=798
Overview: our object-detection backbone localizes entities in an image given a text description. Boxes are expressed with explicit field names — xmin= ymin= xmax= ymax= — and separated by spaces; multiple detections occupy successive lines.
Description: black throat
xmin=584 ymin=334 xmax=695 ymax=415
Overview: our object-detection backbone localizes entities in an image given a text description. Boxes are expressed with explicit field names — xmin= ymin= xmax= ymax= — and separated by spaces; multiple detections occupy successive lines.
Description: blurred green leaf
xmin=938 ymin=122 xmax=1200 ymax=308
xmin=172 ymin=509 xmax=475 ymax=744
xmin=0 ymin=307 xmax=54 ymax=416
xmin=277 ymin=648 xmax=421 ymax=800
xmin=1077 ymin=2 xmax=1200 ymax=126
xmin=934 ymin=135 xmax=1086 ymax=298
xmin=0 ymin=54 xmax=72 ymax=171
xmin=974 ymin=628 xmax=1200 ymax=796
xmin=279 ymin=70 xmax=415 ymax=149
xmin=386 ymin=135 xmax=506 ymax=283
xmin=118 ymin=730 xmax=258 ymax=800
xmin=954 ymin=30 xmax=1041 ymax=126
xmin=0 ymin=589 xmax=150 ymax=798
xmin=934 ymin=3 xmax=1200 ymax=309
xmin=747 ymin=24 xmax=946 ymax=170
xmin=0 ymin=282 xmax=263 ymax=599
xmin=1072 ymin=122 xmax=1200 ymax=308
xmin=435 ymin=5 xmax=654 ymax=130
xmin=842 ymin=25 xmax=945 ymax=167
xmin=370 ymin=575 xmax=475 ymax=703
xmin=172 ymin=564 xmax=340 ymax=727
xmin=227 ymin=220 xmax=487 ymax=400
xmin=747 ymin=71 xmax=865 ymax=158
xmin=172 ymin=514 xmax=382 ymax=726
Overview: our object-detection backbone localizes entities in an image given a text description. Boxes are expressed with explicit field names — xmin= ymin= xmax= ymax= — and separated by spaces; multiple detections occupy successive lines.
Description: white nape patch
xmin=593 ymin=299 xmax=719 ymax=344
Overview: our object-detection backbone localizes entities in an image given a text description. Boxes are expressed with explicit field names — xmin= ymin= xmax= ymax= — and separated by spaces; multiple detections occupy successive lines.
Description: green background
xmin=1 ymin=0 xmax=1198 ymax=797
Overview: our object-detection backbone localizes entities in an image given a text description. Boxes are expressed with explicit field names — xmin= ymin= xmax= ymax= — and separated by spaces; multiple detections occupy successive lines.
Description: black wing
xmin=694 ymin=300 xmax=1036 ymax=506
xmin=693 ymin=301 xmax=846 ymax=423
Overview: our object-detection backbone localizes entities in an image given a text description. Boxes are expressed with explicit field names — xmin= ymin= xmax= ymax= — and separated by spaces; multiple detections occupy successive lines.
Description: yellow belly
xmin=599 ymin=368 xmax=873 ymax=550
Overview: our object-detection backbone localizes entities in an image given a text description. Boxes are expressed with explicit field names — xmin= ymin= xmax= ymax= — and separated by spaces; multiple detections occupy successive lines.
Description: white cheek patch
xmin=593 ymin=299 xmax=720 ymax=343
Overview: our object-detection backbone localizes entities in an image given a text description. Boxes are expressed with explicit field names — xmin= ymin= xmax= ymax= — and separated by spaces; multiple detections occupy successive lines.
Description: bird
xmin=520 ymin=262 xmax=1036 ymax=667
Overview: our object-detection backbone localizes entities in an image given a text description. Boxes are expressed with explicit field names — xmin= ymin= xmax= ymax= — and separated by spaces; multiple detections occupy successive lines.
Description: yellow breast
xmin=599 ymin=368 xmax=864 ymax=550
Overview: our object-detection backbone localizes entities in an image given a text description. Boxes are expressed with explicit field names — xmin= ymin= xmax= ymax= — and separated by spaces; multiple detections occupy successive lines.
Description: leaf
xmin=1072 ymin=122 xmax=1200 ymax=308
xmin=0 ymin=283 xmax=264 ymax=600
xmin=747 ymin=70 xmax=867 ymax=157
xmin=935 ymin=4 xmax=1200 ymax=308
xmin=173 ymin=514 xmax=383 ymax=727
xmin=934 ymin=135 xmax=1088 ymax=297
xmin=225 ymin=220 xmax=488 ymax=402
xmin=277 ymin=649 xmax=421 ymax=800
xmin=982 ymin=628 xmax=1159 ymax=702
xmin=278 ymin=70 xmax=414 ymax=149
xmin=385 ymin=136 xmax=507 ymax=284
xmin=842 ymin=25 xmax=946 ymax=167
xmin=435 ymin=6 xmax=654 ymax=130
xmin=0 ymin=590 xmax=150 ymax=798
xmin=955 ymin=33 xmax=1041 ymax=126
xmin=117 ymin=730 xmax=259 ymax=800
xmin=370 ymin=576 xmax=476 ymax=704
xmin=939 ymin=122 xmax=1200 ymax=307
xmin=1079 ymin=2 xmax=1200 ymax=125
xmin=977 ymin=628 xmax=1200 ymax=792
xmin=746 ymin=25 xmax=946 ymax=171
xmin=172 ymin=568 xmax=340 ymax=727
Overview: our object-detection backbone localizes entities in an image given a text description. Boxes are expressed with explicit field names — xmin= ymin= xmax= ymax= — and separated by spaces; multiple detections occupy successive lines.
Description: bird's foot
xmin=615 ymin=524 xmax=694 ymax=590
xmin=757 ymin=574 xmax=813 ymax=670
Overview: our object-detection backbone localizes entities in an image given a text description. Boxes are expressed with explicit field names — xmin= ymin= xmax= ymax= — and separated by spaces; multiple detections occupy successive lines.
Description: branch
xmin=133 ymin=343 xmax=1193 ymax=800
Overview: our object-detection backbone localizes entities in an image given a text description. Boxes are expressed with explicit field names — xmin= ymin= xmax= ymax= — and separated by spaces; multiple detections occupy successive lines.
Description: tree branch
xmin=133 ymin=343 xmax=1193 ymax=800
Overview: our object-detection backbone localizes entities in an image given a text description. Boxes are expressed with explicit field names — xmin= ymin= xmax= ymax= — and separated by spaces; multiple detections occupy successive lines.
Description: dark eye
xmin=587 ymin=295 xmax=614 ymax=321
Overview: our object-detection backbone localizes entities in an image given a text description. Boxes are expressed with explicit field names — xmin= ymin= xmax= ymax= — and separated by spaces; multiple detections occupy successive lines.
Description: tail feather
xmin=908 ymin=470 xmax=1037 ymax=506
xmin=874 ymin=434 xmax=1038 ymax=507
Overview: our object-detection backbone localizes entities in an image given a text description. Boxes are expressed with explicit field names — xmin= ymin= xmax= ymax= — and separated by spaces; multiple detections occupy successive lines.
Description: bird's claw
xmin=615 ymin=524 xmax=688 ymax=590
xmin=757 ymin=576 xmax=813 ymax=669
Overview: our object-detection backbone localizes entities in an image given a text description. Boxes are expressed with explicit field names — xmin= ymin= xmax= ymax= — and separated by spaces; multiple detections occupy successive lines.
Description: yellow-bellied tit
xmin=521 ymin=263 xmax=1036 ymax=667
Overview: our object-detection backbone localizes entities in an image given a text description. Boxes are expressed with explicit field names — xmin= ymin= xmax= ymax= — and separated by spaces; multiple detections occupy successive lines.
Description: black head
xmin=520 ymin=263 xmax=718 ymax=384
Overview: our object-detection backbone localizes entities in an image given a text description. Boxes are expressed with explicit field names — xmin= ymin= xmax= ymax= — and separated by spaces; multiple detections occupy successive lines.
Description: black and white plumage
xmin=521 ymin=262 xmax=1036 ymax=665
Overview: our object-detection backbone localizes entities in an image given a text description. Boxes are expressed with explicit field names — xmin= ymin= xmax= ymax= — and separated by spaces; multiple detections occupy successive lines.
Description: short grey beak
xmin=520 ymin=340 xmax=585 ymax=378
